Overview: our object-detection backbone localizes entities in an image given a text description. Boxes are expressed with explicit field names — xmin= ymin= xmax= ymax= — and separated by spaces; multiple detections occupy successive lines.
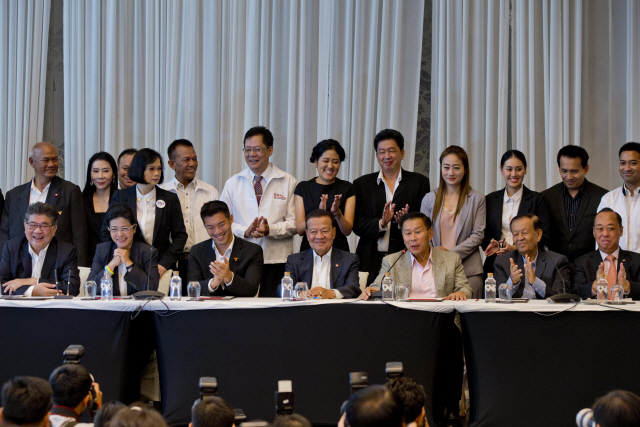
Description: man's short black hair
xmin=244 ymin=126 xmax=274 ymax=148
xmin=557 ymin=145 xmax=589 ymax=168
xmin=191 ymin=397 xmax=235 ymax=427
xmin=1 ymin=376 xmax=52 ymax=425
xmin=386 ymin=377 xmax=426 ymax=425
xmin=305 ymin=209 xmax=335 ymax=228
xmin=399 ymin=212 xmax=432 ymax=230
xmin=344 ymin=385 xmax=404 ymax=427
xmin=126 ymin=148 xmax=164 ymax=185
xmin=200 ymin=201 xmax=231 ymax=222
xmin=619 ymin=141 xmax=640 ymax=158
xmin=510 ymin=213 xmax=541 ymax=232
xmin=593 ymin=390 xmax=640 ymax=427
xmin=167 ymin=139 xmax=194 ymax=161
xmin=374 ymin=129 xmax=404 ymax=152
xmin=273 ymin=414 xmax=312 ymax=427
xmin=24 ymin=202 xmax=59 ymax=226
xmin=117 ymin=148 xmax=138 ymax=166
xmin=595 ymin=208 xmax=623 ymax=228
xmin=94 ymin=401 xmax=127 ymax=427
xmin=49 ymin=364 xmax=93 ymax=409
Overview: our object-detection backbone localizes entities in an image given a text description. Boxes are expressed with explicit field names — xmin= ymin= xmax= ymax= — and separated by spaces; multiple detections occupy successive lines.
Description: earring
xmin=90 ymin=181 xmax=95 ymax=186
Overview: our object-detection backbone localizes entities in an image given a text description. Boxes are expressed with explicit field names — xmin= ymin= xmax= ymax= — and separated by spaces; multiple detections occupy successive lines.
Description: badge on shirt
xmin=273 ymin=193 xmax=286 ymax=200
xmin=156 ymin=200 xmax=166 ymax=208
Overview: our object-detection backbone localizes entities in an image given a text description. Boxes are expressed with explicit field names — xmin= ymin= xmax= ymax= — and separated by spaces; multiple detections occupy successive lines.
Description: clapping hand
xmin=509 ymin=258 xmax=523 ymax=285
xmin=381 ymin=201 xmax=396 ymax=228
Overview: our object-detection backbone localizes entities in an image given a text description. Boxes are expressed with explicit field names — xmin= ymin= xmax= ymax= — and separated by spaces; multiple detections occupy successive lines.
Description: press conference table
xmin=2 ymin=298 xmax=640 ymax=427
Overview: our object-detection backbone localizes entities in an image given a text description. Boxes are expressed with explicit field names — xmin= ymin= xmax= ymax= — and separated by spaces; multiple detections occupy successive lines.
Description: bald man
xmin=0 ymin=142 xmax=88 ymax=265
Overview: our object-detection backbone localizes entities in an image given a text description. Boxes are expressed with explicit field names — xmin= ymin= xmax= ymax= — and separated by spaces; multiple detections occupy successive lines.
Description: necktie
xmin=606 ymin=254 xmax=617 ymax=293
xmin=254 ymin=176 xmax=263 ymax=205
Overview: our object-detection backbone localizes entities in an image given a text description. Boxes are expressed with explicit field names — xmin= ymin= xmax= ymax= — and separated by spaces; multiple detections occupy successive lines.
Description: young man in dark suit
xmin=284 ymin=209 xmax=361 ymax=299
xmin=573 ymin=208 xmax=640 ymax=299
xmin=353 ymin=129 xmax=430 ymax=285
xmin=0 ymin=202 xmax=79 ymax=296
xmin=188 ymin=200 xmax=263 ymax=297
xmin=0 ymin=142 xmax=88 ymax=265
xmin=541 ymin=145 xmax=607 ymax=264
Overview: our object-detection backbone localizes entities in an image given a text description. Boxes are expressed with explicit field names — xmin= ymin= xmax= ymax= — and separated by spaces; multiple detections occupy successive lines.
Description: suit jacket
xmin=541 ymin=179 xmax=608 ymax=263
xmin=421 ymin=189 xmax=486 ymax=277
xmin=493 ymin=249 xmax=570 ymax=298
xmin=482 ymin=186 xmax=551 ymax=274
xmin=100 ymin=185 xmax=188 ymax=269
xmin=87 ymin=240 xmax=159 ymax=296
xmin=0 ymin=176 xmax=88 ymax=266
xmin=353 ymin=169 xmax=430 ymax=279
xmin=188 ymin=237 xmax=264 ymax=297
xmin=0 ymin=236 xmax=80 ymax=296
xmin=372 ymin=248 xmax=472 ymax=298
xmin=572 ymin=249 xmax=640 ymax=300
xmin=284 ymin=247 xmax=361 ymax=298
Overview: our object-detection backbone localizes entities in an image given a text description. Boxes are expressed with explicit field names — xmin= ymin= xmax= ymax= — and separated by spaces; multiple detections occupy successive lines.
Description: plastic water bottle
xmin=100 ymin=271 xmax=113 ymax=301
xmin=381 ymin=272 xmax=394 ymax=301
xmin=170 ymin=271 xmax=182 ymax=300
xmin=485 ymin=273 xmax=496 ymax=302
xmin=281 ymin=272 xmax=294 ymax=301
xmin=596 ymin=274 xmax=608 ymax=303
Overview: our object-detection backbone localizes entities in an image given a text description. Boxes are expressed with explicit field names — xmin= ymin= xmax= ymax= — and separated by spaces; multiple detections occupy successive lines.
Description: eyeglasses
xmin=109 ymin=226 xmax=135 ymax=233
xmin=26 ymin=222 xmax=54 ymax=231
xmin=242 ymin=148 xmax=268 ymax=154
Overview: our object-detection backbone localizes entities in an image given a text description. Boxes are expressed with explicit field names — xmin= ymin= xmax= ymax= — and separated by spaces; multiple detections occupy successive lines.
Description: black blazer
xmin=353 ymin=169 xmax=429 ymax=280
xmin=0 ymin=176 xmax=88 ymax=266
xmin=572 ymin=249 xmax=640 ymax=300
xmin=493 ymin=249 xmax=570 ymax=299
xmin=100 ymin=186 xmax=188 ymax=269
xmin=87 ymin=240 xmax=159 ymax=296
xmin=83 ymin=191 xmax=110 ymax=262
xmin=541 ymin=179 xmax=608 ymax=263
xmin=284 ymin=247 xmax=361 ymax=298
xmin=0 ymin=236 xmax=80 ymax=296
xmin=188 ymin=237 xmax=263 ymax=297
xmin=482 ymin=185 xmax=551 ymax=274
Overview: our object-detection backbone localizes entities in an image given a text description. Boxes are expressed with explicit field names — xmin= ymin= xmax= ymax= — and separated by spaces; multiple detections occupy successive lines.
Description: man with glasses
xmin=220 ymin=126 xmax=297 ymax=297
xmin=0 ymin=142 xmax=88 ymax=265
xmin=0 ymin=202 xmax=79 ymax=296
xmin=353 ymin=129 xmax=430 ymax=285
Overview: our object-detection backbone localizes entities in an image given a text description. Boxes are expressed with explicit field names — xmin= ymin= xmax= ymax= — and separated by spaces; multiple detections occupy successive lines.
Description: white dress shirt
xmin=220 ymin=163 xmax=297 ymax=264
xmin=29 ymin=179 xmax=51 ymax=205
xmin=597 ymin=185 xmax=640 ymax=253
xmin=208 ymin=236 xmax=235 ymax=293
xmin=136 ymin=185 xmax=156 ymax=245
xmin=501 ymin=186 xmax=523 ymax=244
xmin=377 ymin=169 xmax=402 ymax=252
xmin=23 ymin=243 xmax=50 ymax=297
xmin=160 ymin=177 xmax=219 ymax=251
xmin=311 ymin=248 xmax=343 ymax=299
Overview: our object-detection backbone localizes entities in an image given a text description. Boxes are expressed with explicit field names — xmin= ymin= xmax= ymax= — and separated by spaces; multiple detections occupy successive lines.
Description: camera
xmin=199 ymin=377 xmax=218 ymax=399
xmin=349 ymin=372 xmax=368 ymax=394
xmin=275 ymin=380 xmax=294 ymax=416
xmin=62 ymin=345 xmax=98 ymax=412
xmin=385 ymin=362 xmax=403 ymax=380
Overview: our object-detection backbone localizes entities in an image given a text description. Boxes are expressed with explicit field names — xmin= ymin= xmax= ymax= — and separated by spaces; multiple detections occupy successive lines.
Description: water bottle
xmin=485 ymin=273 xmax=496 ymax=302
xmin=381 ymin=272 xmax=394 ymax=301
xmin=100 ymin=270 xmax=113 ymax=301
xmin=170 ymin=271 xmax=182 ymax=301
xmin=281 ymin=272 xmax=294 ymax=301
xmin=596 ymin=273 xmax=608 ymax=303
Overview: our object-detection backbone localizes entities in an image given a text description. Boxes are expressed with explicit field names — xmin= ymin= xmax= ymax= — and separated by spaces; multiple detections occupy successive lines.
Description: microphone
xmin=53 ymin=264 xmax=72 ymax=299
xmin=147 ymin=246 xmax=155 ymax=292
xmin=369 ymin=250 xmax=406 ymax=300
xmin=132 ymin=245 xmax=165 ymax=300
xmin=543 ymin=245 xmax=581 ymax=303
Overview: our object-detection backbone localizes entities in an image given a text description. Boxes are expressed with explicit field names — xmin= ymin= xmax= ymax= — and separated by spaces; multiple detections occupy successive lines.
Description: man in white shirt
xmin=283 ymin=209 xmax=361 ymax=299
xmin=117 ymin=148 xmax=137 ymax=189
xmin=161 ymin=139 xmax=219 ymax=291
xmin=49 ymin=364 xmax=103 ymax=427
xmin=597 ymin=142 xmax=640 ymax=253
xmin=220 ymin=126 xmax=297 ymax=297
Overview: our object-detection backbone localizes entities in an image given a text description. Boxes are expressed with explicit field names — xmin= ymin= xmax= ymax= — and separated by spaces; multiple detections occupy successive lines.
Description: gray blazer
xmin=420 ymin=189 xmax=486 ymax=277
xmin=373 ymin=248 xmax=472 ymax=298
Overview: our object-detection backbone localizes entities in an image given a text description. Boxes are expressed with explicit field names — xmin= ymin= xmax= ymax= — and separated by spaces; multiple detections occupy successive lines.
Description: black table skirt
xmin=461 ymin=311 xmax=640 ymax=427
xmin=154 ymin=304 xmax=453 ymax=425
xmin=0 ymin=307 xmax=154 ymax=405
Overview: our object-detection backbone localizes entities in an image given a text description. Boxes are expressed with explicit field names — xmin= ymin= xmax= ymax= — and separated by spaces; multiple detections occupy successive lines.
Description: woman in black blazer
xmin=89 ymin=203 xmax=159 ymax=295
xmin=482 ymin=150 xmax=551 ymax=275
xmin=100 ymin=148 xmax=187 ymax=278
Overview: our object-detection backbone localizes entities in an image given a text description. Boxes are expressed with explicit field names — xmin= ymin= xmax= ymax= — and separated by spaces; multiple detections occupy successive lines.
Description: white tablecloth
xmin=454 ymin=299 xmax=640 ymax=313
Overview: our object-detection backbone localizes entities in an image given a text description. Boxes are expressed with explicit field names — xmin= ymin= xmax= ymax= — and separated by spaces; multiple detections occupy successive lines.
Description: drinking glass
xmin=84 ymin=281 xmax=97 ymax=299
xmin=395 ymin=283 xmax=409 ymax=301
xmin=187 ymin=281 xmax=201 ymax=300
xmin=498 ymin=283 xmax=512 ymax=303
xmin=294 ymin=282 xmax=308 ymax=300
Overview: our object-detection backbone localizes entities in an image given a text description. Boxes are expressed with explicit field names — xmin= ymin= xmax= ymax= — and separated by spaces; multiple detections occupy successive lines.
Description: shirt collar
xmin=249 ymin=163 xmax=273 ymax=182
xmin=30 ymin=178 xmax=51 ymax=194
xmin=28 ymin=242 xmax=50 ymax=259
xmin=376 ymin=168 xmax=403 ymax=185
xmin=172 ymin=176 xmax=198 ymax=190
xmin=562 ymin=181 xmax=585 ymax=198
xmin=136 ymin=185 xmax=157 ymax=201
xmin=213 ymin=235 xmax=235 ymax=259
xmin=622 ymin=184 xmax=640 ymax=196
xmin=520 ymin=252 xmax=538 ymax=265
xmin=410 ymin=247 xmax=433 ymax=267
xmin=503 ymin=186 xmax=524 ymax=203
xmin=599 ymin=247 xmax=621 ymax=261
xmin=313 ymin=247 xmax=333 ymax=263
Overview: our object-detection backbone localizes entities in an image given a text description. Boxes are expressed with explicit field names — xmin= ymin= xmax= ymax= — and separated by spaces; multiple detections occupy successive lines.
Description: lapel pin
xmin=156 ymin=200 xmax=166 ymax=208
xmin=55 ymin=194 xmax=58 ymax=197
xmin=234 ymin=257 xmax=238 ymax=262
xmin=335 ymin=264 xmax=339 ymax=267
xmin=58 ymin=211 xmax=62 ymax=215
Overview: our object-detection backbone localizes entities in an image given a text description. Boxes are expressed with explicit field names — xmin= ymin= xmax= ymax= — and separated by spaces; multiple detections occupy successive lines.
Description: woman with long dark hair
xmin=83 ymin=152 xmax=118 ymax=258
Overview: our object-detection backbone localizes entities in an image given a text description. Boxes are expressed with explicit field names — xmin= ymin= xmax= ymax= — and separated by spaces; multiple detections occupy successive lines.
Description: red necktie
xmin=253 ymin=176 xmax=263 ymax=205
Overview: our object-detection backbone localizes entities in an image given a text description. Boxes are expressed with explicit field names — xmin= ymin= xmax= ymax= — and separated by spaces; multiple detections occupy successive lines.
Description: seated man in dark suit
xmin=0 ymin=202 xmax=79 ymax=296
xmin=573 ymin=208 xmax=640 ymax=299
xmin=494 ymin=213 xmax=570 ymax=299
xmin=284 ymin=209 xmax=361 ymax=299
xmin=188 ymin=200 xmax=263 ymax=297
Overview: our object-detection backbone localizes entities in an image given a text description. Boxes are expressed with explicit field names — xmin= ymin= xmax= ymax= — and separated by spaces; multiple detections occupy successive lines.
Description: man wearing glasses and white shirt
xmin=220 ymin=126 xmax=297 ymax=297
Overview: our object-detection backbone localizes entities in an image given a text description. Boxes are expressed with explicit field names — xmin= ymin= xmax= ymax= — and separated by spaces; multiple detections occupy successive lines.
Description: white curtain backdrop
xmin=63 ymin=0 xmax=425 ymax=195
xmin=0 ymin=0 xmax=51 ymax=191
xmin=432 ymin=0 xmax=640 ymax=194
